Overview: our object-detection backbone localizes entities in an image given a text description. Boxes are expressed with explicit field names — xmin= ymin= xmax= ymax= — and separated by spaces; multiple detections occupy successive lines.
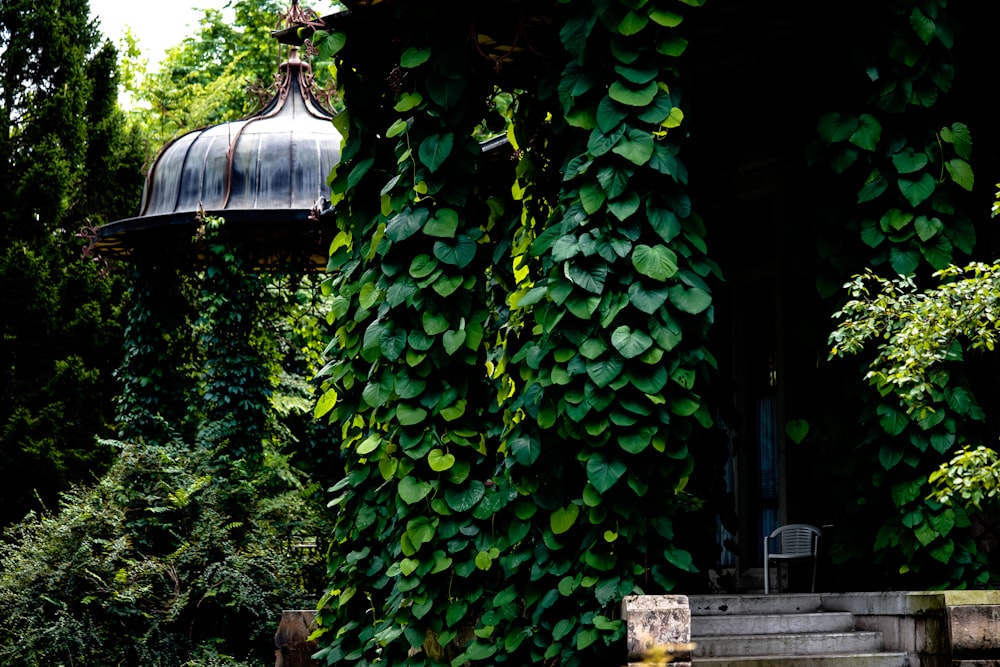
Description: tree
xmin=0 ymin=0 xmax=145 ymax=527
xmin=123 ymin=0 xmax=338 ymax=150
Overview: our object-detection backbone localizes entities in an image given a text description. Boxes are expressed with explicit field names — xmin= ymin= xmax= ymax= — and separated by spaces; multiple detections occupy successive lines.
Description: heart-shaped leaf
xmin=550 ymin=504 xmax=580 ymax=534
xmin=611 ymin=325 xmax=653 ymax=359
xmin=428 ymin=448 xmax=456 ymax=472
xmin=632 ymin=244 xmax=678 ymax=281
xmin=443 ymin=329 xmax=467 ymax=355
xmin=398 ymin=476 xmax=432 ymax=504
xmin=587 ymin=453 xmax=627 ymax=493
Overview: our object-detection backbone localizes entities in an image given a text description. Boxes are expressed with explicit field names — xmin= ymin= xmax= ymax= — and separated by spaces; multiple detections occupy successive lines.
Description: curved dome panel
xmin=94 ymin=51 xmax=343 ymax=270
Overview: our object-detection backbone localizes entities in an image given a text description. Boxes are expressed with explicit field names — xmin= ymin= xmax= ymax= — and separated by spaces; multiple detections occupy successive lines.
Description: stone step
xmin=693 ymin=631 xmax=883 ymax=658
xmin=692 ymin=652 xmax=908 ymax=667
xmin=689 ymin=594 xmax=823 ymax=617
xmin=693 ymin=612 xmax=856 ymax=637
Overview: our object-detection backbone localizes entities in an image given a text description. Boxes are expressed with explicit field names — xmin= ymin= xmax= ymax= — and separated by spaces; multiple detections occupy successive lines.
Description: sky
xmin=88 ymin=0 xmax=233 ymax=71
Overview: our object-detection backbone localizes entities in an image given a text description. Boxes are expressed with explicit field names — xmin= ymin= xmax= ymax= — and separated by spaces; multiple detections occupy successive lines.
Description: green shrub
xmin=0 ymin=429 xmax=327 ymax=667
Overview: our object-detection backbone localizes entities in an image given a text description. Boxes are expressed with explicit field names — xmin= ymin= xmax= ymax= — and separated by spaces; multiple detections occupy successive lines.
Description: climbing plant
xmin=818 ymin=0 xmax=991 ymax=587
xmin=313 ymin=0 xmax=713 ymax=664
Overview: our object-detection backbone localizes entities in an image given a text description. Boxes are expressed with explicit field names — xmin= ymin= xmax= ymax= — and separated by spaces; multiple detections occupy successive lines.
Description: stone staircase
xmin=688 ymin=594 xmax=909 ymax=667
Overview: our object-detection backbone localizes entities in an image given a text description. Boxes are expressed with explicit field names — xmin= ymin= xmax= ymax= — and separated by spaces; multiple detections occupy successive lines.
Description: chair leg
xmin=811 ymin=558 xmax=817 ymax=593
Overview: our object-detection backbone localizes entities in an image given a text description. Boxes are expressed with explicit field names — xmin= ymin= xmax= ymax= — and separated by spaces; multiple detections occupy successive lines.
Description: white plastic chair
xmin=763 ymin=524 xmax=821 ymax=594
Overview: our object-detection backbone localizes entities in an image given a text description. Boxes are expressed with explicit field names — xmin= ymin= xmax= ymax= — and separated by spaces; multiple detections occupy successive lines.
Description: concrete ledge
xmin=820 ymin=592 xmax=946 ymax=616
xmin=949 ymin=605 xmax=1000 ymax=658
xmin=622 ymin=595 xmax=692 ymax=666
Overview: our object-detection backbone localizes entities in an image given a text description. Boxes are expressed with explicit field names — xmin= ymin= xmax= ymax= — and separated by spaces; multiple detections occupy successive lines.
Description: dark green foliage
xmin=0 ymin=431 xmax=324 ymax=667
xmin=313 ymin=0 xmax=712 ymax=664
xmin=0 ymin=0 xmax=146 ymax=527
xmin=814 ymin=0 xmax=996 ymax=589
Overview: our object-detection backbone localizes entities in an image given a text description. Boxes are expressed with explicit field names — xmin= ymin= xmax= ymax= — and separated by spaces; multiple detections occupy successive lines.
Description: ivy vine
xmin=819 ymin=0 xmax=989 ymax=586
xmin=313 ymin=0 xmax=712 ymax=664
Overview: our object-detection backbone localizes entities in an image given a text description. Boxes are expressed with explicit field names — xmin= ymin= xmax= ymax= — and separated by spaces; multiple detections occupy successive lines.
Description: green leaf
xmin=424 ymin=208 xmax=459 ymax=238
xmin=400 ymin=47 xmax=431 ymax=68
xmin=428 ymin=449 xmax=456 ymax=472
xmin=664 ymin=547 xmax=696 ymax=572
xmin=909 ymin=7 xmax=935 ymax=45
xmin=397 ymin=403 xmax=428 ymax=426
xmin=941 ymin=122 xmax=972 ymax=159
xmin=580 ymin=181 xmax=607 ymax=214
xmin=550 ymin=504 xmax=580 ymax=534
xmin=510 ymin=437 xmax=541 ymax=466
xmin=445 ymin=481 xmax=485 ymax=512
xmin=915 ymin=216 xmax=943 ymax=242
xmin=877 ymin=404 xmax=908 ymax=436
xmin=889 ymin=245 xmax=920 ymax=275
xmin=929 ymin=539 xmax=954 ymax=564
xmin=409 ymin=254 xmax=438 ymax=278
xmin=399 ymin=477 xmax=432 ymax=504
xmin=614 ymin=63 xmax=658 ymax=85
xmin=657 ymin=34 xmax=688 ymax=57
xmin=628 ymin=282 xmax=670 ymax=314
xmin=315 ymin=388 xmax=338 ymax=418
xmin=858 ymin=170 xmax=889 ymax=203
xmin=891 ymin=147 xmax=929 ymax=174
xmin=785 ymin=419 xmax=809 ymax=444
xmin=608 ymin=80 xmax=658 ymax=107
xmin=406 ymin=516 xmax=437 ymax=548
xmin=433 ymin=236 xmax=477 ymax=269
xmin=442 ymin=329 xmax=467 ymax=355
xmin=927 ymin=509 xmax=955 ymax=538
xmin=386 ymin=118 xmax=410 ymax=138
xmin=817 ymin=112 xmax=858 ymax=143
xmin=597 ymin=164 xmax=634 ymax=199
xmin=617 ymin=10 xmax=648 ymax=35
xmin=611 ymin=325 xmax=654 ymax=359
xmin=422 ymin=311 xmax=450 ymax=335
xmin=567 ymin=264 xmax=608 ymax=294
xmin=587 ymin=453 xmax=627 ymax=494
xmin=612 ymin=127 xmax=655 ymax=165
xmin=362 ymin=377 xmax=393 ymax=407
xmin=849 ymin=114 xmax=882 ymax=151
xmin=588 ymin=125 xmax=625 ymax=157
xmin=586 ymin=356 xmax=624 ymax=388
xmin=649 ymin=8 xmax=683 ymax=26
xmin=394 ymin=91 xmax=423 ymax=112
xmin=597 ymin=97 xmax=628 ymax=133
xmin=668 ymin=285 xmax=712 ymax=314
xmin=425 ymin=75 xmax=466 ymax=109
xmin=607 ymin=192 xmax=641 ymax=221
xmin=632 ymin=244 xmax=678 ymax=281
xmin=898 ymin=173 xmax=936 ymax=207
xmin=945 ymin=159 xmax=974 ymax=191
xmin=879 ymin=444 xmax=904 ymax=470
xmin=418 ymin=133 xmax=454 ymax=173
xmin=386 ymin=207 xmax=430 ymax=243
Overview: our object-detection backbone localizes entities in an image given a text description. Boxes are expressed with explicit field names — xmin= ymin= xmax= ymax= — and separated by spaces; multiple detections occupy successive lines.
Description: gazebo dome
xmin=93 ymin=49 xmax=342 ymax=270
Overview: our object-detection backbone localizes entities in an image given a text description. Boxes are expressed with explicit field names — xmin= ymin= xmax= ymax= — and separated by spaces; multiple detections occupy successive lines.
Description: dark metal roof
xmin=92 ymin=49 xmax=342 ymax=270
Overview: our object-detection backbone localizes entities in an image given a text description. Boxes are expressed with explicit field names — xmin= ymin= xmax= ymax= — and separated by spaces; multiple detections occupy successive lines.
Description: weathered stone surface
xmin=275 ymin=610 xmax=318 ymax=667
xmin=623 ymin=594 xmax=692 ymax=666
xmin=949 ymin=605 xmax=1000 ymax=657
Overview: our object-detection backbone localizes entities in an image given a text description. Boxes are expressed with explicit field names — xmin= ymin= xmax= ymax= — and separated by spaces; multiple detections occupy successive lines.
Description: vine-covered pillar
xmin=116 ymin=254 xmax=197 ymax=443
xmin=314 ymin=3 xmax=513 ymax=665
xmin=501 ymin=0 xmax=715 ymax=662
xmin=195 ymin=216 xmax=272 ymax=464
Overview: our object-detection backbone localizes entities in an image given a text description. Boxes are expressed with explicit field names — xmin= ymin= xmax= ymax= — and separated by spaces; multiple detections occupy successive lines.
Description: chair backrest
xmin=769 ymin=524 xmax=820 ymax=556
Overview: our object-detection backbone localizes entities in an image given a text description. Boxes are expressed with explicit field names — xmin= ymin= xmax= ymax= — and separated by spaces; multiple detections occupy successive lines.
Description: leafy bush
xmin=0 ymin=428 xmax=328 ymax=667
